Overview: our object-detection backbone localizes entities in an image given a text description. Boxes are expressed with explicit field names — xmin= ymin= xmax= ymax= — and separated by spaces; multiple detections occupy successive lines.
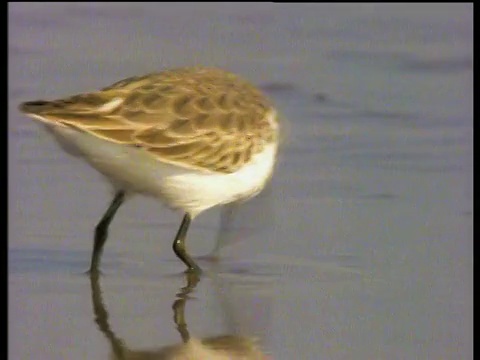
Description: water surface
xmin=9 ymin=3 xmax=472 ymax=359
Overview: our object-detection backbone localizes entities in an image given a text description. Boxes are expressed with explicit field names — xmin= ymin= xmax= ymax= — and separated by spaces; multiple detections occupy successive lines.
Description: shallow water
xmin=8 ymin=3 xmax=472 ymax=359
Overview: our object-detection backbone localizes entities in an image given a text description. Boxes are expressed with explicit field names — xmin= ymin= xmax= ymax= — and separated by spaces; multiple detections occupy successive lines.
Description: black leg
xmin=172 ymin=214 xmax=201 ymax=273
xmin=88 ymin=191 xmax=126 ymax=274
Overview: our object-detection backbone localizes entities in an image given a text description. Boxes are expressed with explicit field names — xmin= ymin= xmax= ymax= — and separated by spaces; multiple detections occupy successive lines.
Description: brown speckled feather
xmin=19 ymin=67 xmax=277 ymax=173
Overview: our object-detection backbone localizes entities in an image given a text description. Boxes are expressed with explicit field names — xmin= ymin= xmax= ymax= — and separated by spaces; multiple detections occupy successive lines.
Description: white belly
xmin=47 ymin=125 xmax=278 ymax=218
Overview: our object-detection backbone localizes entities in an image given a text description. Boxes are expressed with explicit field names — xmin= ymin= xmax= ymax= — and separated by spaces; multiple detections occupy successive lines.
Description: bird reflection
xmin=89 ymin=273 xmax=270 ymax=359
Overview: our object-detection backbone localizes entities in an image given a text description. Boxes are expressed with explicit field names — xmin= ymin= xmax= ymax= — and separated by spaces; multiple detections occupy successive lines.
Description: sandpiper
xmin=19 ymin=67 xmax=280 ymax=274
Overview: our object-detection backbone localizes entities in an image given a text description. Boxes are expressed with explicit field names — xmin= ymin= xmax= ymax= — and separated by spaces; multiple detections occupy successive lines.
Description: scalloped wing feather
xmin=19 ymin=67 xmax=278 ymax=173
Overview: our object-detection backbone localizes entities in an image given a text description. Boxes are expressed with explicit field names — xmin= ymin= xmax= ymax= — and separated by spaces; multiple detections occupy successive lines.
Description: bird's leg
xmin=87 ymin=191 xmax=126 ymax=275
xmin=172 ymin=214 xmax=202 ymax=274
